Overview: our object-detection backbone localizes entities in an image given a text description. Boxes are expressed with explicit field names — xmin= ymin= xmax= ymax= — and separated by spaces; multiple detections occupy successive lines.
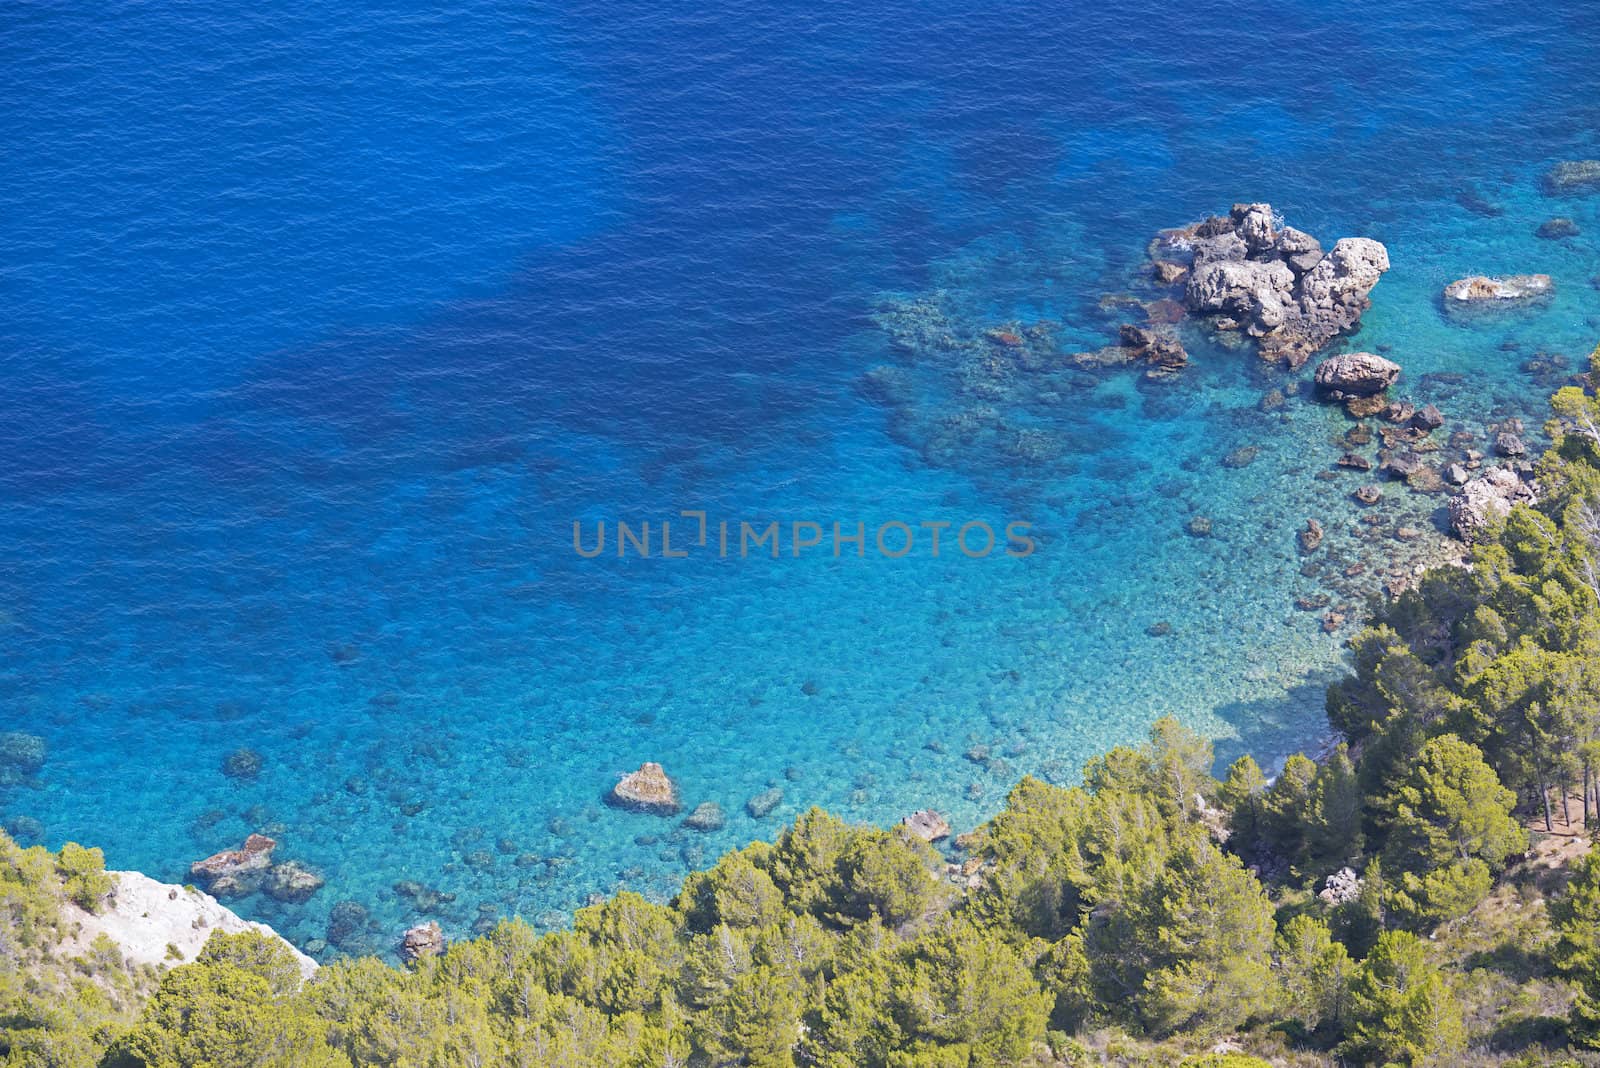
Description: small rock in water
xmin=1442 ymin=274 xmax=1554 ymax=306
xmin=1345 ymin=424 xmax=1372 ymax=446
xmin=1221 ymin=445 xmax=1260 ymax=469
xmin=1336 ymin=452 xmax=1372 ymax=471
xmin=222 ymin=747 xmax=263 ymax=781
xmin=1294 ymin=594 xmax=1330 ymax=611
xmin=1494 ymin=431 xmax=1527 ymax=457
xmin=1186 ymin=515 xmax=1213 ymax=538
xmin=746 ymin=786 xmax=783 ymax=819
xmin=1258 ymin=388 xmax=1285 ymax=412
xmin=1298 ymin=519 xmax=1324 ymax=554
xmin=1379 ymin=453 xmax=1421 ymax=480
xmin=1409 ymin=404 xmax=1444 ymax=431
xmin=1352 ymin=485 xmax=1382 ymax=505
xmin=901 ymin=809 xmax=951 ymax=842
xmin=610 ymin=762 xmax=680 ymax=815
xmin=1395 ymin=526 xmax=1424 ymax=542
xmin=683 ymin=802 xmax=726 ymax=832
xmin=265 ymin=860 xmax=324 ymax=904
xmin=1380 ymin=401 xmax=1415 ymax=424
xmin=800 ymin=679 xmax=819 ymax=696
xmin=1443 ymin=463 xmax=1470 ymax=485
xmin=1146 ymin=621 xmax=1173 ymax=637
xmin=1321 ymin=611 xmax=1345 ymax=633
xmin=1406 ymin=466 xmax=1447 ymax=494
xmin=1152 ymin=259 xmax=1188 ymax=284
xmin=1345 ymin=394 xmax=1388 ymax=419
xmin=401 ymin=921 xmax=446 ymax=962
xmin=1542 ymin=160 xmax=1600 ymax=195
xmin=1537 ymin=217 xmax=1580 ymax=240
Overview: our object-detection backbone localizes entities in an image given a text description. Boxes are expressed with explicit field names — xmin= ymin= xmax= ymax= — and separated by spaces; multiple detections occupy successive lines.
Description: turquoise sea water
xmin=2 ymin=0 xmax=1598 ymax=955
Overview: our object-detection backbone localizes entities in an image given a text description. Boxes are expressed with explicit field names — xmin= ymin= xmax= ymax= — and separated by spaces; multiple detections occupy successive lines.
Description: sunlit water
xmin=2 ymin=0 xmax=1598 ymax=955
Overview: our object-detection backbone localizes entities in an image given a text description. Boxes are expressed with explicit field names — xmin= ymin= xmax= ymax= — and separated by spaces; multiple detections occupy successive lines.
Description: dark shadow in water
xmin=1209 ymin=674 xmax=1346 ymax=775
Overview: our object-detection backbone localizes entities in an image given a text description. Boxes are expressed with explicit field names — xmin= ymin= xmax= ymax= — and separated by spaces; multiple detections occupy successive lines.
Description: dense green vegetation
xmin=10 ymin=357 xmax=1600 ymax=1065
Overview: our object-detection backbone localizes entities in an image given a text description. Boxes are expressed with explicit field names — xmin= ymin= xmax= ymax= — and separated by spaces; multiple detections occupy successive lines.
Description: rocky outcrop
xmin=610 ymin=762 xmax=680 ymax=815
xmin=401 ymin=921 xmax=446 ymax=962
xmin=190 ymin=834 xmax=276 ymax=897
xmin=1543 ymin=160 xmax=1600 ymax=196
xmin=1313 ymin=352 xmax=1401 ymax=399
xmin=902 ymin=810 xmax=952 ymax=842
xmin=62 ymin=870 xmax=316 ymax=978
xmin=1442 ymin=274 xmax=1554 ymax=307
xmin=1448 ymin=467 xmax=1538 ymax=542
xmin=1162 ymin=203 xmax=1390 ymax=368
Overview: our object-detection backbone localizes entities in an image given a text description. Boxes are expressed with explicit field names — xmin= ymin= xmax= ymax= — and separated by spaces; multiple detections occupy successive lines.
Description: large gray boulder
xmin=1313 ymin=352 xmax=1401 ymax=399
xmin=1448 ymin=466 xmax=1537 ymax=542
xmin=1167 ymin=203 xmax=1390 ymax=368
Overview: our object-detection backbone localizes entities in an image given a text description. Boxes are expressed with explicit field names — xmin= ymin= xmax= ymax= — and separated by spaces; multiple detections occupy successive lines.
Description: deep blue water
xmin=3 ymin=0 xmax=1598 ymax=955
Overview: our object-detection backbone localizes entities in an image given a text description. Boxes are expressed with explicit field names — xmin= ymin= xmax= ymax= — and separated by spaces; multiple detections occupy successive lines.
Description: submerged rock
xmin=1448 ymin=466 xmax=1538 ymax=542
xmin=901 ymin=809 xmax=951 ymax=842
xmin=683 ymin=802 xmax=726 ymax=832
xmin=1221 ymin=445 xmax=1260 ymax=469
xmin=265 ymin=860 xmax=325 ymax=904
xmin=0 ymin=731 xmax=45 ymax=780
xmin=1494 ymin=431 xmax=1527 ymax=457
xmin=1542 ymin=160 xmax=1600 ymax=195
xmin=610 ymin=762 xmax=680 ymax=815
xmin=1297 ymin=519 xmax=1324 ymax=554
xmin=1313 ymin=352 xmax=1401 ymax=399
xmin=1537 ymin=217 xmax=1580 ymax=240
xmin=1409 ymin=404 xmax=1445 ymax=431
xmin=1442 ymin=274 xmax=1554 ymax=306
xmin=222 ymin=747 xmax=263 ymax=781
xmin=745 ymin=786 xmax=783 ymax=819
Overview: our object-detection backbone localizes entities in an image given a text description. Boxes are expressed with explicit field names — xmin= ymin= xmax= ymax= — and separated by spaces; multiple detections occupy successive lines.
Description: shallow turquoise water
xmin=1 ymin=0 xmax=1598 ymax=955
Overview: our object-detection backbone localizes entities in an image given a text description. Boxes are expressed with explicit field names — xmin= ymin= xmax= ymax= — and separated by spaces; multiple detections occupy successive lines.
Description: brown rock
xmin=1346 ymin=394 xmax=1388 ymax=419
xmin=401 ymin=921 xmax=445 ymax=962
xmin=1352 ymin=484 xmax=1382 ymax=505
xmin=1337 ymin=452 xmax=1372 ymax=471
xmin=191 ymin=834 xmax=276 ymax=897
xmin=1442 ymin=274 xmax=1554 ymax=305
xmin=1298 ymin=519 xmax=1324 ymax=554
xmin=1221 ymin=445 xmax=1260 ymax=469
xmin=610 ymin=762 xmax=680 ymax=815
xmin=1152 ymin=260 xmax=1188 ymax=285
xmin=1186 ymin=516 xmax=1212 ymax=537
